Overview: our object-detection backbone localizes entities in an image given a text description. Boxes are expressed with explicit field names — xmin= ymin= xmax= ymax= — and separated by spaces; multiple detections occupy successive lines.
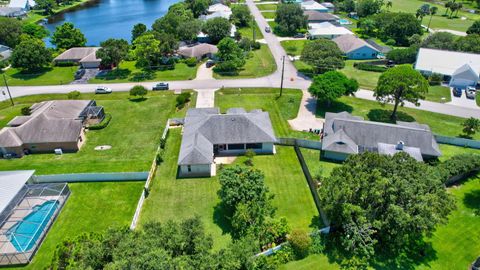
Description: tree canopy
xmin=51 ymin=22 xmax=87 ymax=49
xmin=232 ymin=5 xmax=252 ymax=27
xmin=202 ymin=17 xmax=232 ymax=44
xmin=0 ymin=17 xmax=23 ymax=48
xmin=214 ymin=37 xmax=246 ymax=73
xmin=131 ymin=23 xmax=147 ymax=43
xmin=454 ymin=34 xmax=480 ymax=54
xmin=274 ymin=3 xmax=307 ymax=36
xmin=184 ymin=0 xmax=211 ymax=18
xmin=319 ymin=152 xmax=454 ymax=262
xmin=130 ymin=85 xmax=148 ymax=99
xmin=355 ymin=0 xmax=384 ymax=17
xmin=133 ymin=33 xmax=161 ymax=68
xmin=96 ymin=38 xmax=129 ymax=67
xmin=300 ymin=39 xmax=345 ymax=74
xmin=152 ymin=2 xmax=194 ymax=37
xmin=11 ymin=36 xmax=52 ymax=71
xmin=22 ymin=23 xmax=49 ymax=39
xmin=177 ymin=19 xmax=203 ymax=42
xmin=467 ymin=20 xmax=480 ymax=35
xmin=35 ymin=0 xmax=56 ymax=14
xmin=374 ymin=65 xmax=429 ymax=120
xmin=421 ymin=32 xmax=456 ymax=50
xmin=308 ymin=71 xmax=358 ymax=106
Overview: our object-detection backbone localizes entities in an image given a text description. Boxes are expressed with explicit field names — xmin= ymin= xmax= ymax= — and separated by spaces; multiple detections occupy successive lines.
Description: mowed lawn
xmin=256 ymin=3 xmax=277 ymax=11
xmin=237 ymin=20 xmax=265 ymax=39
xmin=213 ymin=45 xmax=276 ymax=79
xmin=7 ymin=181 xmax=143 ymax=270
xmin=2 ymin=66 xmax=76 ymax=86
xmin=215 ymin=88 xmax=318 ymax=139
xmin=89 ymin=61 xmax=198 ymax=83
xmin=0 ymin=91 xmax=196 ymax=174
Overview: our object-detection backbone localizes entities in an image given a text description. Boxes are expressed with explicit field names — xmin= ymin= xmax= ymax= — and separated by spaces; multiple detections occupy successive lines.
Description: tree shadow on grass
xmin=96 ymin=68 xmax=131 ymax=81
xmin=128 ymin=97 xmax=148 ymax=102
xmin=367 ymin=109 xmax=416 ymax=124
xmin=464 ymin=189 xmax=480 ymax=216
xmin=10 ymin=67 xmax=53 ymax=80
xmin=130 ymin=70 xmax=155 ymax=82
xmin=315 ymin=100 xmax=353 ymax=118
xmin=213 ymin=202 xmax=233 ymax=236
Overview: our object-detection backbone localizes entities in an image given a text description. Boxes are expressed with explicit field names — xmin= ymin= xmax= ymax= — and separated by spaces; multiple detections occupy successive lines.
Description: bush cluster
xmin=184 ymin=57 xmax=197 ymax=67
xmin=176 ymin=92 xmax=191 ymax=109
xmin=88 ymin=114 xmax=112 ymax=130
xmin=54 ymin=61 xmax=77 ymax=67
xmin=67 ymin=90 xmax=81 ymax=99
xmin=428 ymin=73 xmax=443 ymax=86
xmin=386 ymin=47 xmax=418 ymax=64
xmin=437 ymin=154 xmax=480 ymax=185
xmin=353 ymin=62 xmax=387 ymax=72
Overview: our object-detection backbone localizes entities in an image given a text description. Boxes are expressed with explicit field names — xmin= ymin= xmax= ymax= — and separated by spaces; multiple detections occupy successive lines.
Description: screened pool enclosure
xmin=0 ymin=171 xmax=69 ymax=265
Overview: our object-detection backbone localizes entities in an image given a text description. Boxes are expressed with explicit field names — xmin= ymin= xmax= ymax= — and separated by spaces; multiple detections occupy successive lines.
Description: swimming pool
xmin=339 ymin=19 xmax=352 ymax=25
xmin=8 ymin=200 xmax=59 ymax=252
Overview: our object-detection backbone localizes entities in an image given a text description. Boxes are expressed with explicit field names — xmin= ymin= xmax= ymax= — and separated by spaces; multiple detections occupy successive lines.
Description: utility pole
xmin=279 ymin=56 xmax=285 ymax=97
xmin=2 ymin=74 xmax=13 ymax=106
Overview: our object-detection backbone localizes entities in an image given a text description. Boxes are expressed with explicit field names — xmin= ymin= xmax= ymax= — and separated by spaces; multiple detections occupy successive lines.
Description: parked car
xmin=206 ymin=60 xmax=215 ymax=68
xmin=452 ymin=87 xmax=462 ymax=97
xmin=152 ymin=82 xmax=169 ymax=91
xmin=265 ymin=26 xmax=271 ymax=33
xmin=293 ymin=33 xmax=305 ymax=38
xmin=466 ymin=87 xmax=476 ymax=99
xmin=95 ymin=86 xmax=112 ymax=94
xmin=385 ymin=60 xmax=395 ymax=68
xmin=74 ymin=69 xmax=85 ymax=80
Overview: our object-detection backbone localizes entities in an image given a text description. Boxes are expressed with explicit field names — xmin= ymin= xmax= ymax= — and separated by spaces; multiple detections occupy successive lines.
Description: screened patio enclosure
xmin=0 ymin=171 xmax=70 ymax=266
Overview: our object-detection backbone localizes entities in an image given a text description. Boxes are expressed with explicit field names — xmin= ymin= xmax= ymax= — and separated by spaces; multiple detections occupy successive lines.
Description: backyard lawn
xmin=281 ymin=40 xmax=307 ymax=56
xmin=1 ymin=66 xmax=76 ymax=86
xmin=0 ymin=91 xmax=196 ymax=174
xmin=262 ymin=11 xmax=276 ymax=19
xmin=237 ymin=20 xmax=264 ymax=40
xmin=256 ymin=3 xmax=277 ymax=11
xmin=89 ymin=61 xmax=198 ymax=83
xmin=213 ymin=45 xmax=276 ymax=79
xmin=7 ymin=181 xmax=143 ymax=270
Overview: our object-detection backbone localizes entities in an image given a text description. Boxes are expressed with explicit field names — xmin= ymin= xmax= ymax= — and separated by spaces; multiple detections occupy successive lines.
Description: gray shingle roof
xmin=333 ymin=35 xmax=379 ymax=54
xmin=178 ymin=108 xmax=276 ymax=165
xmin=178 ymin=43 xmax=218 ymax=58
xmin=322 ymin=112 xmax=441 ymax=158
xmin=304 ymin=10 xmax=339 ymax=21
xmin=54 ymin=47 xmax=101 ymax=63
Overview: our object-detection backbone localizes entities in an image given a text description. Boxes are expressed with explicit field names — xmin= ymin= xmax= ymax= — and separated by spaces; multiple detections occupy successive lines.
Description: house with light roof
xmin=301 ymin=0 xmax=328 ymax=12
xmin=333 ymin=35 xmax=380 ymax=59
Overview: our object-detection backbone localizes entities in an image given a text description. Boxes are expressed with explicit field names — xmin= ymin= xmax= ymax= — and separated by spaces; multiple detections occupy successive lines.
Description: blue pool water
xmin=339 ymin=19 xmax=351 ymax=25
xmin=8 ymin=201 xmax=59 ymax=252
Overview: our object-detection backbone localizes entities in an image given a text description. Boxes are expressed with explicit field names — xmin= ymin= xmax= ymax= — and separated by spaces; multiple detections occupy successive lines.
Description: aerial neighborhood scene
xmin=0 ymin=0 xmax=480 ymax=268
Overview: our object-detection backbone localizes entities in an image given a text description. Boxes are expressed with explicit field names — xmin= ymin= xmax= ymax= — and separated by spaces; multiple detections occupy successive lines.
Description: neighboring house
xmin=333 ymin=35 xmax=380 ymax=60
xmin=53 ymin=47 xmax=102 ymax=69
xmin=200 ymin=3 xmax=232 ymax=20
xmin=0 ymin=7 xmax=26 ymax=17
xmin=0 ymin=100 xmax=104 ymax=157
xmin=415 ymin=48 xmax=480 ymax=88
xmin=178 ymin=108 xmax=277 ymax=177
xmin=304 ymin=10 xmax=339 ymax=23
xmin=0 ymin=45 xmax=12 ymax=61
xmin=207 ymin=3 xmax=231 ymax=14
xmin=322 ymin=112 xmax=441 ymax=162
xmin=365 ymin=39 xmax=391 ymax=55
xmin=301 ymin=0 xmax=328 ymax=12
xmin=321 ymin=1 xmax=335 ymax=12
xmin=178 ymin=43 xmax=218 ymax=59
xmin=307 ymin=22 xmax=353 ymax=39
xmin=8 ymin=0 xmax=35 ymax=10
xmin=197 ymin=24 xmax=237 ymax=43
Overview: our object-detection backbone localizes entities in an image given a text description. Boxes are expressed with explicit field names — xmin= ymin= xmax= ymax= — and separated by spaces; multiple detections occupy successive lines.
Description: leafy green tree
xmin=214 ymin=37 xmax=245 ymax=73
xmin=288 ymin=229 xmax=311 ymax=259
xmin=153 ymin=31 xmax=178 ymax=56
xmin=152 ymin=2 xmax=194 ymax=36
xmin=319 ymin=152 xmax=454 ymax=261
xmin=357 ymin=18 xmax=376 ymax=37
xmin=300 ymin=39 xmax=344 ymax=74
xmin=274 ymin=3 xmax=307 ymax=36
xmin=374 ymin=65 xmax=429 ymax=120
xmin=51 ymin=22 xmax=87 ymax=49
xmin=355 ymin=0 xmax=384 ymax=17
xmin=177 ymin=19 xmax=203 ymax=42
xmin=421 ymin=32 xmax=456 ymax=50
xmin=231 ymin=5 xmax=252 ymax=27
xmin=467 ymin=20 xmax=480 ymax=35
xmin=0 ymin=17 xmax=23 ymax=48
xmin=386 ymin=47 xmax=418 ymax=64
xmin=340 ymin=0 xmax=356 ymax=12
xmin=131 ymin=23 xmax=147 ymax=43
xmin=202 ymin=17 xmax=231 ymax=44
xmin=380 ymin=13 xmax=422 ymax=46
xmin=308 ymin=71 xmax=358 ymax=106
xmin=185 ymin=0 xmax=211 ymax=18
xmin=454 ymin=34 xmax=480 ymax=53
xmin=35 ymin=0 xmax=56 ymax=14
xmin=96 ymin=38 xmax=129 ymax=68
xmin=11 ymin=36 xmax=52 ymax=71
xmin=462 ymin=117 xmax=480 ymax=138
xmin=22 ymin=23 xmax=49 ymax=39
xmin=133 ymin=34 xmax=161 ymax=68
xmin=130 ymin=85 xmax=148 ymax=99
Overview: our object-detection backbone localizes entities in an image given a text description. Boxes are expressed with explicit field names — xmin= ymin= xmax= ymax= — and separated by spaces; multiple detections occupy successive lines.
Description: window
xmin=246 ymin=143 xmax=262 ymax=149
xmin=228 ymin=144 xmax=245 ymax=150
xmin=187 ymin=165 xmax=191 ymax=172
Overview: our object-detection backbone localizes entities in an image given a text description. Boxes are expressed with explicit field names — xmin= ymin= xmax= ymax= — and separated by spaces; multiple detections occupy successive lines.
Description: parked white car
xmin=95 ymin=86 xmax=112 ymax=94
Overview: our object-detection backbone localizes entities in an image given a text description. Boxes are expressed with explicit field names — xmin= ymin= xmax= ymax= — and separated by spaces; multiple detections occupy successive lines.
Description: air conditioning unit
xmin=54 ymin=148 xmax=63 ymax=155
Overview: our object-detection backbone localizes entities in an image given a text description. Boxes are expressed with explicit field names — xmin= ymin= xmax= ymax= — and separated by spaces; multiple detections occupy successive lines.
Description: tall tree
xmin=131 ymin=23 xmax=147 ymax=43
xmin=308 ymin=71 xmax=358 ymax=106
xmin=11 ymin=36 xmax=52 ymax=71
xmin=374 ymin=65 xmax=429 ymax=120
xmin=300 ymin=39 xmax=345 ymax=74
xmin=454 ymin=34 xmax=480 ymax=53
xmin=202 ymin=17 xmax=231 ymax=44
xmin=274 ymin=3 xmax=307 ymax=36
xmin=22 ymin=23 xmax=49 ymax=39
xmin=319 ymin=152 xmax=454 ymax=261
xmin=231 ymin=5 xmax=252 ymax=27
xmin=51 ymin=22 xmax=87 ymax=49
xmin=467 ymin=20 xmax=480 ymax=35
xmin=133 ymin=34 xmax=161 ymax=68
xmin=0 ymin=17 xmax=23 ymax=48
xmin=152 ymin=2 xmax=194 ymax=36
xmin=421 ymin=31 xmax=456 ymax=50
xmin=355 ymin=0 xmax=384 ymax=17
xmin=185 ymin=0 xmax=211 ymax=18
xmin=379 ymin=12 xmax=423 ymax=46
xmin=416 ymin=4 xmax=430 ymax=23
xmin=35 ymin=0 xmax=57 ymax=14
xmin=427 ymin=6 xmax=438 ymax=31
xmin=214 ymin=37 xmax=246 ymax=73
xmin=96 ymin=38 xmax=129 ymax=67
xmin=177 ymin=19 xmax=203 ymax=42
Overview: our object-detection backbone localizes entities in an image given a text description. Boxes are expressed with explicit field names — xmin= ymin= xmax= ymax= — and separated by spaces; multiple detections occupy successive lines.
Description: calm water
xmin=44 ymin=0 xmax=180 ymax=46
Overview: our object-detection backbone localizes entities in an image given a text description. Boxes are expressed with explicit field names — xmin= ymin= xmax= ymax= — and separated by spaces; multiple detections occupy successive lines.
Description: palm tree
xmin=455 ymin=3 xmax=463 ymax=17
xmin=386 ymin=0 xmax=393 ymax=11
xmin=449 ymin=2 xmax=459 ymax=18
xmin=427 ymin=6 xmax=438 ymax=31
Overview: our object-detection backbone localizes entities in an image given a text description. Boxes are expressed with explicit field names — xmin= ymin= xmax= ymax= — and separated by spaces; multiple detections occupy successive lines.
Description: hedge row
xmin=353 ymin=63 xmax=387 ymax=73
xmin=437 ymin=154 xmax=480 ymax=185
xmin=88 ymin=114 xmax=112 ymax=130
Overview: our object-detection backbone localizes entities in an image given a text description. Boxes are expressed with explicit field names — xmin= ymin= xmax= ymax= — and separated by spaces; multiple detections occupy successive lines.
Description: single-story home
xmin=178 ymin=108 xmax=277 ymax=177
xmin=197 ymin=24 xmax=237 ymax=42
xmin=304 ymin=10 xmax=339 ymax=23
xmin=332 ymin=35 xmax=380 ymax=59
xmin=301 ymin=0 xmax=328 ymax=12
xmin=415 ymin=48 xmax=480 ymax=88
xmin=0 ymin=100 xmax=104 ymax=157
xmin=321 ymin=1 xmax=335 ymax=11
xmin=308 ymin=22 xmax=353 ymax=39
xmin=8 ymin=0 xmax=35 ymax=10
xmin=200 ymin=3 xmax=232 ymax=20
xmin=365 ymin=39 xmax=391 ymax=55
xmin=178 ymin=43 xmax=218 ymax=59
xmin=53 ymin=47 xmax=102 ymax=69
xmin=0 ymin=7 xmax=26 ymax=17
xmin=322 ymin=112 xmax=441 ymax=161
xmin=207 ymin=3 xmax=231 ymax=14
xmin=0 ymin=170 xmax=69 ymax=265
xmin=0 ymin=45 xmax=12 ymax=61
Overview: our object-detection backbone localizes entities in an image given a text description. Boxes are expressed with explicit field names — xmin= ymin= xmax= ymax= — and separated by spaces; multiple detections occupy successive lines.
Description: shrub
xmin=213 ymin=61 xmax=238 ymax=73
xmin=129 ymin=85 xmax=148 ymax=99
xmin=437 ymin=154 xmax=480 ymax=185
xmin=385 ymin=38 xmax=396 ymax=46
xmin=55 ymin=61 xmax=77 ymax=67
xmin=88 ymin=114 xmax=112 ymax=130
xmin=176 ymin=92 xmax=191 ymax=109
xmin=288 ymin=229 xmax=311 ymax=259
xmin=386 ymin=47 xmax=418 ymax=64
xmin=21 ymin=106 xmax=31 ymax=115
xmin=353 ymin=62 xmax=387 ymax=72
xmin=156 ymin=149 xmax=164 ymax=165
xmin=428 ymin=73 xmax=443 ymax=86
xmin=309 ymin=232 xmax=326 ymax=254
xmin=244 ymin=149 xmax=256 ymax=166
xmin=252 ymin=41 xmax=261 ymax=50
xmin=67 ymin=90 xmax=81 ymax=100
xmin=185 ymin=57 xmax=197 ymax=67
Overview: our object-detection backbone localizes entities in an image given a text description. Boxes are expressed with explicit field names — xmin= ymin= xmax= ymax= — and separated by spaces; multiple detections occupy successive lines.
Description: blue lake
xmin=44 ymin=0 xmax=180 ymax=46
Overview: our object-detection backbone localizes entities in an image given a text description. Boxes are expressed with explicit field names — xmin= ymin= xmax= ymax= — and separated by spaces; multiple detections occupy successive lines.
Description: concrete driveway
xmin=447 ymin=87 xmax=479 ymax=109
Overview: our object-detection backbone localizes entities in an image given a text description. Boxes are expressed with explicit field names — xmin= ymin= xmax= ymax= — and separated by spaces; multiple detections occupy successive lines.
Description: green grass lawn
xmin=340 ymin=60 xmax=381 ymax=90
xmin=89 ymin=61 xmax=198 ymax=83
xmin=389 ymin=0 xmax=479 ymax=32
xmin=7 ymin=181 xmax=143 ymax=270
xmin=213 ymin=45 xmax=276 ymax=79
xmin=300 ymin=148 xmax=341 ymax=178
xmin=237 ymin=20 xmax=265 ymax=39
xmin=215 ymin=88 xmax=318 ymax=140
xmin=262 ymin=11 xmax=276 ymax=19
xmin=426 ymin=85 xmax=451 ymax=103
xmin=0 ymin=91 xmax=196 ymax=174
xmin=1 ymin=66 xmax=76 ymax=86
xmin=316 ymin=96 xmax=480 ymax=140
xmin=281 ymin=40 xmax=308 ymax=56
xmin=256 ymin=3 xmax=277 ymax=11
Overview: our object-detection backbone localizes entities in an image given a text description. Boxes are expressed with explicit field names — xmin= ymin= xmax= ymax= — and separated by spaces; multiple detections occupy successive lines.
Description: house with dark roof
xmin=177 ymin=43 xmax=218 ymax=59
xmin=53 ymin=47 xmax=101 ymax=68
xmin=332 ymin=35 xmax=380 ymax=60
xmin=304 ymin=10 xmax=339 ymax=23
xmin=0 ymin=100 xmax=104 ymax=157
xmin=178 ymin=108 xmax=277 ymax=177
xmin=322 ymin=112 xmax=441 ymax=161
